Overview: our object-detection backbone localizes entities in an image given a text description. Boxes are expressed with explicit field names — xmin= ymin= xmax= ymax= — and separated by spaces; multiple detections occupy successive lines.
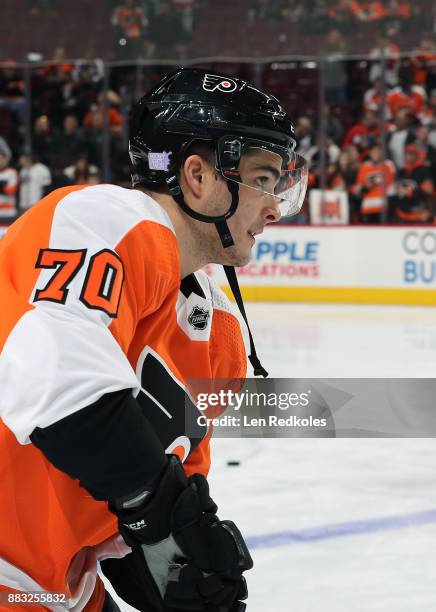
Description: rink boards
xmin=204 ymin=226 xmax=436 ymax=305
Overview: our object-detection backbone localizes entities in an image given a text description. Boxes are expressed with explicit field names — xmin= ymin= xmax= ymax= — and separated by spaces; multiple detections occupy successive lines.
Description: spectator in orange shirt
xmin=112 ymin=0 xmax=147 ymax=39
xmin=328 ymin=0 xmax=366 ymax=24
xmin=112 ymin=0 xmax=147 ymax=58
xmin=389 ymin=144 xmax=433 ymax=222
xmin=387 ymin=65 xmax=427 ymax=119
xmin=348 ymin=0 xmax=366 ymax=20
xmin=352 ymin=142 xmax=396 ymax=222
xmin=365 ymin=1 xmax=386 ymax=21
xmin=342 ymin=110 xmax=381 ymax=158
xmin=363 ymin=78 xmax=383 ymax=112
xmin=83 ymin=91 xmax=122 ymax=134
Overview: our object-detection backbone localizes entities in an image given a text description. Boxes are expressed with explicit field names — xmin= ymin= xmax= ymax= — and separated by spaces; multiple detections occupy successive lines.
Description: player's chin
xmin=224 ymin=247 xmax=251 ymax=268
xmin=216 ymin=233 xmax=253 ymax=267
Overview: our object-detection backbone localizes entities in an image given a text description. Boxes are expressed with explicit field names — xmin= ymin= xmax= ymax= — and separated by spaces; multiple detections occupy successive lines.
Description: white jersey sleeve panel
xmin=0 ymin=308 xmax=140 ymax=444
xmin=0 ymin=185 xmax=175 ymax=444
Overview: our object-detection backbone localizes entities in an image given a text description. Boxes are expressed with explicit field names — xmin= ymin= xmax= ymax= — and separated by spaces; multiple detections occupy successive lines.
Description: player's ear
xmin=181 ymin=154 xmax=214 ymax=199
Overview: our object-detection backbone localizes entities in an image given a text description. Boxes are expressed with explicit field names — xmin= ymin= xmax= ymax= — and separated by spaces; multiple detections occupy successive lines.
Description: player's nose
xmin=262 ymin=200 xmax=281 ymax=224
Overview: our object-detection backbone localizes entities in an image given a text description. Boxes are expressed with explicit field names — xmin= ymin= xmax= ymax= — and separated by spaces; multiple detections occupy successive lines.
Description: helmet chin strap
xmin=214 ymin=179 xmax=238 ymax=248
xmin=167 ymin=175 xmax=268 ymax=378
xmin=222 ymin=181 xmax=268 ymax=377
xmin=223 ymin=265 xmax=269 ymax=378
xmin=166 ymin=174 xmax=238 ymax=248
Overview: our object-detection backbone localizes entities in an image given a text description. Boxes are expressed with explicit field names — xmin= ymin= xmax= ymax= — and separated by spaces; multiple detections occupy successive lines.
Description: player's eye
xmin=255 ymin=176 xmax=272 ymax=189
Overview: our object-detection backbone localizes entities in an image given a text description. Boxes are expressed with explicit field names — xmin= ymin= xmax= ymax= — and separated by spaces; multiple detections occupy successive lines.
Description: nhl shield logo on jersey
xmin=188 ymin=306 xmax=210 ymax=330
xmin=202 ymin=74 xmax=237 ymax=93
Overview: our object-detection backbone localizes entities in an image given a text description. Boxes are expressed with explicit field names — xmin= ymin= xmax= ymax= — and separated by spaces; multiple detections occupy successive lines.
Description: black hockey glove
xmin=0 ymin=180 xmax=8 ymax=194
xmin=108 ymin=455 xmax=253 ymax=612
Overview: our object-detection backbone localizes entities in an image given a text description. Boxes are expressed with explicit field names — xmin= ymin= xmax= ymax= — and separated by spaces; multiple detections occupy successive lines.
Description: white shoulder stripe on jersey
xmin=52 ymin=184 xmax=175 ymax=254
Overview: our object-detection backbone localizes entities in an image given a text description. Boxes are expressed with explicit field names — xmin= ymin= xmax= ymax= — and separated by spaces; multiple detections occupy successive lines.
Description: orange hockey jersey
xmin=352 ymin=159 xmax=396 ymax=214
xmin=0 ymin=185 xmax=247 ymax=611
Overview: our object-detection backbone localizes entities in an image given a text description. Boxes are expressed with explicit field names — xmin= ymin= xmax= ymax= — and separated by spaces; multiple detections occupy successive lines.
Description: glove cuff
xmin=111 ymin=455 xmax=188 ymax=546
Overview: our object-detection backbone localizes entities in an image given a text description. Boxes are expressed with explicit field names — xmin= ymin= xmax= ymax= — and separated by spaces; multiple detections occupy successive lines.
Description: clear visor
xmin=219 ymin=145 xmax=309 ymax=218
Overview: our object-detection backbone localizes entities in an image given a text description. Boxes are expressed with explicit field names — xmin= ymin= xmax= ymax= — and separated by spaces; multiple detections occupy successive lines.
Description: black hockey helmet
xmin=129 ymin=68 xmax=308 ymax=247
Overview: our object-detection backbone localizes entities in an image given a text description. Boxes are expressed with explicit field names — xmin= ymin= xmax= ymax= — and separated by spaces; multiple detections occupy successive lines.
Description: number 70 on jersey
xmin=33 ymin=248 xmax=124 ymax=318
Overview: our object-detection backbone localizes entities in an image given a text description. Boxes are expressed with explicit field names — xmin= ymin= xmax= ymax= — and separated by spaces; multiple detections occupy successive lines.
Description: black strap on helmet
xmin=223 ymin=265 xmax=268 ymax=378
xmin=166 ymin=173 xmax=239 ymax=249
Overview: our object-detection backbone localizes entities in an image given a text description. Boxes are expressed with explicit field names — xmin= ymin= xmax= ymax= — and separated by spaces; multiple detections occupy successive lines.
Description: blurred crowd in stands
xmin=111 ymin=0 xmax=209 ymax=60
xmin=0 ymin=56 xmax=435 ymax=225
xmin=249 ymin=0 xmax=426 ymax=33
xmin=0 ymin=0 xmax=434 ymax=61
xmin=0 ymin=0 xmax=435 ymax=225
xmin=292 ymin=53 xmax=436 ymax=224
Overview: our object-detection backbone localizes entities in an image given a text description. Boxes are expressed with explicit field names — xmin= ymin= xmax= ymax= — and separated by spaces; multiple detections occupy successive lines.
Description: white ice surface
xmin=103 ymin=303 xmax=436 ymax=612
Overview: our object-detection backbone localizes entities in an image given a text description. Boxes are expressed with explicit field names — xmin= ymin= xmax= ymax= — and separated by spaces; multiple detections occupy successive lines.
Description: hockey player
xmin=0 ymin=69 xmax=308 ymax=611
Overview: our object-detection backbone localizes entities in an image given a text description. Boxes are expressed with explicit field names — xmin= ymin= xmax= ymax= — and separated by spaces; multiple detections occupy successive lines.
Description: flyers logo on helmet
xmin=202 ymin=74 xmax=238 ymax=93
